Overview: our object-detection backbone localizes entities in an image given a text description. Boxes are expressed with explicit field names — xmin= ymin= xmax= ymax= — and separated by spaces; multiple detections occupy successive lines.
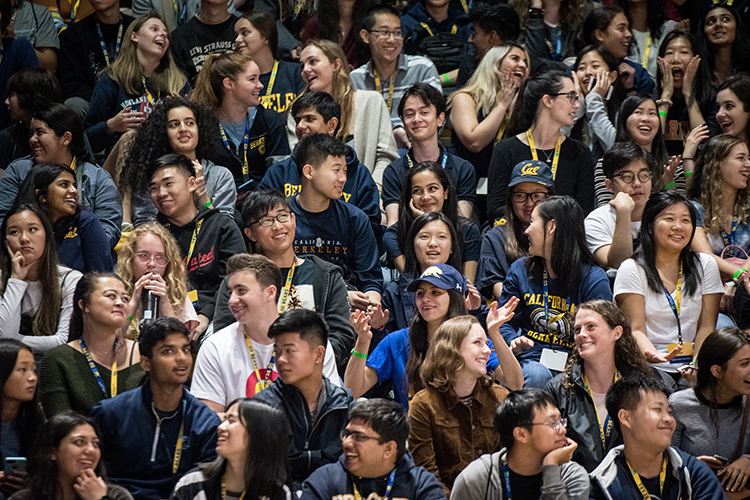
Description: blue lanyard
xmin=96 ymin=16 xmax=123 ymax=66
xmin=79 ymin=335 xmax=118 ymax=397
xmin=545 ymin=31 xmax=563 ymax=61
xmin=662 ymin=264 xmax=683 ymax=345
xmin=405 ymin=151 xmax=447 ymax=169
xmin=351 ymin=468 xmax=396 ymax=500
xmin=218 ymin=117 xmax=251 ymax=181
xmin=502 ymin=455 xmax=513 ymax=500
xmin=719 ymin=212 xmax=740 ymax=248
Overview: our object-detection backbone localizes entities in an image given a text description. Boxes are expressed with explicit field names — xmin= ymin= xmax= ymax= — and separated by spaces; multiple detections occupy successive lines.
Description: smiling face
xmin=29 ymin=118 xmax=71 ymax=165
xmin=605 ymin=159 xmax=652 ymax=210
xmin=81 ymin=277 xmax=130 ymax=328
xmin=167 ymin=106 xmax=199 ymax=158
xmin=342 ymin=419 xmax=392 ymax=477
xmin=234 ymin=17 xmax=269 ymax=57
xmin=546 ymin=77 xmax=579 ymax=127
xmin=228 ymin=270 xmax=276 ymax=325
xmin=621 ymin=389 xmax=676 ymax=451
xmin=300 ymin=45 xmax=340 ymax=94
xmin=305 ymin=155 xmax=347 ymax=200
xmin=574 ymin=308 xmax=621 ymax=362
xmin=625 ymin=99 xmax=660 ymax=147
xmin=362 ymin=13 xmax=403 ymax=63
xmin=662 ymin=36 xmax=694 ymax=89
xmin=5 ymin=210 xmax=46 ymax=269
xmin=716 ymin=89 xmax=750 ymax=139
xmin=575 ymin=50 xmax=612 ymax=93
xmin=714 ymin=344 xmax=750 ymax=399
xmin=216 ymin=402 xmax=249 ymax=461
xmin=3 ymin=348 xmax=37 ymax=406
xmin=401 ymin=96 xmax=443 ymax=143
xmin=414 ymin=220 xmax=452 ymax=271
xmin=149 ymin=166 xmax=197 ymax=223
xmin=719 ymin=142 xmax=750 ymax=192
xmin=459 ymin=324 xmax=491 ymax=379
xmin=229 ymin=61 xmax=264 ymax=108
xmin=140 ymin=332 xmax=192 ymax=386
xmin=415 ymin=282 xmax=451 ymax=323
xmin=410 ymin=170 xmax=448 ymax=213
xmin=42 ymin=171 xmax=78 ymax=222
xmin=499 ymin=46 xmax=529 ymax=87
xmin=511 ymin=182 xmax=548 ymax=226
xmin=53 ymin=424 xmax=101 ymax=484
xmin=244 ymin=204 xmax=296 ymax=255
xmin=294 ymin=106 xmax=337 ymax=140
xmin=132 ymin=18 xmax=169 ymax=59
xmin=651 ymin=202 xmax=693 ymax=254
xmin=524 ymin=205 xmax=553 ymax=259
xmin=704 ymin=7 xmax=736 ymax=48
xmin=596 ymin=12 xmax=632 ymax=60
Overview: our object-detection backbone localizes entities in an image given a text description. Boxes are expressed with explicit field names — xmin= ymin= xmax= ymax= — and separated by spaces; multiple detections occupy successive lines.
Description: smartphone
xmin=237 ymin=179 xmax=255 ymax=193
xmin=3 ymin=457 xmax=26 ymax=475
xmin=714 ymin=455 xmax=730 ymax=466
xmin=587 ymin=76 xmax=597 ymax=92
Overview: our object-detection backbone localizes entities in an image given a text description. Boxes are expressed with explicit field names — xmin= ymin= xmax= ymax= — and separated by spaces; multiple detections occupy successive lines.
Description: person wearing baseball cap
xmin=476 ymin=159 xmax=554 ymax=301
xmin=344 ymin=263 xmax=522 ymax=409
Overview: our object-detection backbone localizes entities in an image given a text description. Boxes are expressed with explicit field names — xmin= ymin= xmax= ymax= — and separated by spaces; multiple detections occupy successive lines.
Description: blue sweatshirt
xmin=498 ymin=258 xmax=612 ymax=361
xmin=56 ymin=210 xmax=113 ymax=273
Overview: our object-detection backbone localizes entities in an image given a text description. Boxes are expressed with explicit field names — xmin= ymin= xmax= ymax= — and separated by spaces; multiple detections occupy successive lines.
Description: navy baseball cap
xmin=407 ymin=264 xmax=467 ymax=294
xmin=508 ymin=160 xmax=554 ymax=188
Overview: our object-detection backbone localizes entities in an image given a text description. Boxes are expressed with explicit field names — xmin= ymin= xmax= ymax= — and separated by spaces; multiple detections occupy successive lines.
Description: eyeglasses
xmin=511 ymin=192 xmax=549 ymax=204
xmin=527 ymin=418 xmax=568 ymax=431
xmin=368 ymin=29 xmax=403 ymax=40
xmin=611 ymin=169 xmax=653 ymax=184
xmin=135 ymin=252 xmax=168 ymax=267
xmin=552 ymin=91 xmax=581 ymax=105
xmin=340 ymin=429 xmax=381 ymax=443
xmin=249 ymin=212 xmax=292 ymax=228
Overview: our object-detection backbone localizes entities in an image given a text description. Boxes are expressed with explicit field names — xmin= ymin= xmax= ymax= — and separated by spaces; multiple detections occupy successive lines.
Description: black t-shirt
xmin=504 ymin=468 xmax=542 ymax=500
xmin=170 ymin=15 xmax=237 ymax=83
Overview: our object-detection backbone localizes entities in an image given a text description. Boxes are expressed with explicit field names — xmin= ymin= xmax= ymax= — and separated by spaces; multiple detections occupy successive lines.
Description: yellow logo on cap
xmin=421 ymin=266 xmax=443 ymax=278
xmin=520 ymin=162 xmax=539 ymax=176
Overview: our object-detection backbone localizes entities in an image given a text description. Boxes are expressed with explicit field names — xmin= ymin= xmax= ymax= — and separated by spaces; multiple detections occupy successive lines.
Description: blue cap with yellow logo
xmin=508 ymin=160 xmax=554 ymax=188
xmin=407 ymin=263 xmax=467 ymax=294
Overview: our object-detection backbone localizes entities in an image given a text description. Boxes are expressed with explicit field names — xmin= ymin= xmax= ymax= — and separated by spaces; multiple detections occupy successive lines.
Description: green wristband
xmin=658 ymin=111 xmax=667 ymax=117
xmin=683 ymin=169 xmax=694 ymax=176
xmin=204 ymin=201 xmax=212 ymax=208
xmin=664 ymin=181 xmax=675 ymax=188
xmin=733 ymin=268 xmax=748 ymax=284
xmin=351 ymin=348 xmax=368 ymax=359
xmin=443 ymin=73 xmax=450 ymax=84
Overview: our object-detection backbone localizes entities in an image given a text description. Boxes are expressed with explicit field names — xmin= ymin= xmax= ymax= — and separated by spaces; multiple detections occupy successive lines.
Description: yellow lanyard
xmin=420 ymin=22 xmax=457 ymax=36
xmin=171 ymin=399 xmax=186 ymax=474
xmin=244 ymin=335 xmax=275 ymax=391
xmin=582 ymin=371 xmax=619 ymax=449
xmin=183 ymin=219 xmax=203 ymax=268
xmin=278 ymin=260 xmax=296 ymax=313
xmin=79 ymin=336 xmax=118 ymax=397
xmin=69 ymin=0 xmax=81 ymax=22
xmin=494 ymin=112 xmax=510 ymax=145
xmin=526 ymin=130 xmax=561 ymax=179
xmin=715 ymin=0 xmax=733 ymax=4
xmin=141 ymin=76 xmax=155 ymax=105
xmin=374 ymin=68 xmax=396 ymax=113
xmin=70 ymin=156 xmax=77 ymax=170
xmin=265 ymin=60 xmax=279 ymax=97
xmin=627 ymin=455 xmax=667 ymax=500
xmin=221 ymin=473 xmax=246 ymax=500
xmin=459 ymin=0 xmax=468 ymax=12
xmin=641 ymin=33 xmax=651 ymax=70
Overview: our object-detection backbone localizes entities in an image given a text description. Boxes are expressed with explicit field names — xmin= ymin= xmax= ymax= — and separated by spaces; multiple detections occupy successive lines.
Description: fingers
xmin=664 ymin=344 xmax=683 ymax=361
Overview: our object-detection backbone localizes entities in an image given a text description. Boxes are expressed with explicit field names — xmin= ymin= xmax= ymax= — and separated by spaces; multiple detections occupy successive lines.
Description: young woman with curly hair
xmin=408 ymin=314 xmax=520 ymax=494
xmin=116 ymin=95 xmax=235 ymax=227
xmin=545 ymin=300 xmax=676 ymax=472
xmin=511 ymin=0 xmax=589 ymax=62
xmin=84 ymin=12 xmax=190 ymax=154
xmin=115 ymin=222 xmax=198 ymax=336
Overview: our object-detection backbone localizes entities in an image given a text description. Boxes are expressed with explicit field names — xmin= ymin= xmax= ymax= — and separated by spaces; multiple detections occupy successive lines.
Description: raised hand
xmin=657 ymin=57 xmax=674 ymax=99
xmin=487 ymin=297 xmax=519 ymax=332
xmin=193 ymin=160 xmax=209 ymax=207
xmin=350 ymin=309 xmax=373 ymax=343
xmin=464 ymin=282 xmax=483 ymax=311
xmin=367 ymin=301 xmax=389 ymax=331
xmin=510 ymin=336 xmax=535 ymax=354
xmin=683 ymin=55 xmax=701 ymax=100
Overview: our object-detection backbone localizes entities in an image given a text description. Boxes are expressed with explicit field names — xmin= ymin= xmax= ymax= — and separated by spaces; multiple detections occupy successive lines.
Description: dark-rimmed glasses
xmin=552 ymin=91 xmax=580 ymax=105
xmin=249 ymin=212 xmax=292 ymax=227
xmin=611 ymin=169 xmax=652 ymax=184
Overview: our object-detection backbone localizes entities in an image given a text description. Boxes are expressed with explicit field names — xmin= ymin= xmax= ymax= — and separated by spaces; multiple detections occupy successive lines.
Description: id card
xmin=539 ymin=348 xmax=568 ymax=372
xmin=668 ymin=342 xmax=694 ymax=364
xmin=188 ymin=289 xmax=199 ymax=308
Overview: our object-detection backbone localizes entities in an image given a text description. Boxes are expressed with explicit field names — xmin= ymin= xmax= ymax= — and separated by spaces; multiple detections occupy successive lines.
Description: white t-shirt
xmin=614 ymin=253 xmax=723 ymax=356
xmin=191 ymin=322 xmax=342 ymax=408
xmin=584 ymin=204 xmax=641 ymax=256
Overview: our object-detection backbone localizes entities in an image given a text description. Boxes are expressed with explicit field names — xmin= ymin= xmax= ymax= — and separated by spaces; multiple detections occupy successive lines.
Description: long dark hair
xmin=316 ymin=0 xmax=372 ymax=53
xmin=120 ymin=96 xmax=219 ymax=196
xmin=16 ymin=163 xmax=81 ymax=239
xmin=574 ymin=45 xmax=626 ymax=130
xmin=405 ymin=286 xmax=466 ymax=395
xmin=564 ymin=300 xmax=651 ymax=391
xmin=615 ymin=95 xmax=670 ymax=170
xmin=396 ymin=161 xmax=462 ymax=259
xmin=26 ymin=412 xmax=107 ymax=500
xmin=615 ymin=0 xmax=667 ymax=40
xmin=507 ymin=70 xmax=570 ymax=137
xmin=33 ymin=104 xmax=92 ymax=164
xmin=403 ymin=212 xmax=463 ymax=277
xmin=201 ymin=398 xmax=290 ymax=496
xmin=525 ymin=196 xmax=600 ymax=297
xmin=0 ymin=204 xmax=63 ymax=338
xmin=68 ymin=272 xmax=126 ymax=341
xmin=695 ymin=327 xmax=750 ymax=432
xmin=698 ymin=3 xmax=750 ymax=80
xmin=579 ymin=5 xmax=626 ymax=51
xmin=633 ymin=191 xmax=701 ymax=295
xmin=0 ymin=340 xmax=44 ymax=461
xmin=656 ymin=31 xmax=715 ymax=119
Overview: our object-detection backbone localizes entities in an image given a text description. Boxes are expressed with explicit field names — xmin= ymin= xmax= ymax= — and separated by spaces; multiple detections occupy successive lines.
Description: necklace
xmin=541 ymin=147 xmax=554 ymax=163
xmin=82 ymin=335 xmax=120 ymax=358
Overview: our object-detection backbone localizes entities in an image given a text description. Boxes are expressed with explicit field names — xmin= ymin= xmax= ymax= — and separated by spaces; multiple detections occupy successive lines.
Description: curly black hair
xmin=119 ymin=95 xmax=220 ymax=196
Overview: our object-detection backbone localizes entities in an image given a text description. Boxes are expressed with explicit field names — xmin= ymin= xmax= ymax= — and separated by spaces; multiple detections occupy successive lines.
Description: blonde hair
xmin=115 ymin=222 xmax=188 ymax=316
xmin=298 ymin=39 xmax=354 ymax=141
xmin=191 ymin=52 xmax=253 ymax=109
xmin=448 ymin=44 xmax=527 ymax=116
xmin=106 ymin=12 xmax=187 ymax=96
xmin=419 ymin=315 xmax=491 ymax=395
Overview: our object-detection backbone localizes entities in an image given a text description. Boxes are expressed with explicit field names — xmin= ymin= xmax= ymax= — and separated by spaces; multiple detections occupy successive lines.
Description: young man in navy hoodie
xmin=149 ymin=153 xmax=245 ymax=337
xmin=589 ymin=375 xmax=725 ymax=500
xmin=258 ymin=91 xmax=381 ymax=244
xmin=300 ymin=399 xmax=446 ymax=500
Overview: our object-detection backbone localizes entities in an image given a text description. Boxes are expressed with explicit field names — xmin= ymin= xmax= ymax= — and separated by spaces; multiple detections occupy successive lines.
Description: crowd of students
xmin=1 ymin=0 xmax=750 ymax=498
